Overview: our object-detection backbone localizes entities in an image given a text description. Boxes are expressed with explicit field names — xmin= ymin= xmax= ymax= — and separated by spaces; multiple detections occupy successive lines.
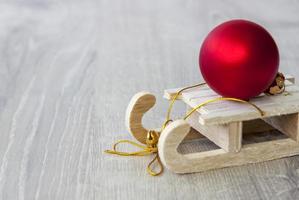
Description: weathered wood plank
xmin=164 ymin=76 xmax=294 ymax=100
xmin=186 ymin=109 xmax=243 ymax=152
xmin=183 ymin=119 xmax=275 ymax=141
xmin=159 ymin=120 xmax=299 ymax=174
xmin=264 ymin=113 xmax=299 ymax=141
xmin=185 ymin=84 xmax=299 ymax=125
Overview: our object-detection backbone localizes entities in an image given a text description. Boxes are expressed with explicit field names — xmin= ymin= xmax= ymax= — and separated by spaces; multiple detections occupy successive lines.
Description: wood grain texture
xmin=174 ymin=79 xmax=299 ymax=125
xmin=264 ymin=113 xmax=299 ymax=141
xmin=125 ymin=92 xmax=156 ymax=144
xmin=158 ymin=120 xmax=299 ymax=174
xmin=164 ymin=75 xmax=294 ymax=100
xmin=186 ymin=111 xmax=243 ymax=152
xmin=0 ymin=0 xmax=299 ymax=200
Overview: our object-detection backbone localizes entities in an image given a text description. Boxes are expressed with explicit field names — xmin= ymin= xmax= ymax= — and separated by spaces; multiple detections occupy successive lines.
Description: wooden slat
xmin=186 ymin=111 xmax=242 ymax=152
xmin=183 ymin=119 xmax=274 ymax=141
xmin=180 ymin=138 xmax=299 ymax=173
xmin=184 ymin=79 xmax=294 ymax=102
xmin=163 ymin=75 xmax=294 ymax=100
xmin=183 ymin=83 xmax=299 ymax=125
xmin=163 ymin=84 xmax=209 ymax=100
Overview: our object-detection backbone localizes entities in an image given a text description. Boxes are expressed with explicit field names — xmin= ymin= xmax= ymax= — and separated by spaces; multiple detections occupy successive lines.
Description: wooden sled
xmin=126 ymin=75 xmax=299 ymax=174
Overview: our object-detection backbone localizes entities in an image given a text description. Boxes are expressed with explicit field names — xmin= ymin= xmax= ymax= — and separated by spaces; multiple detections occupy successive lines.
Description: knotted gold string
xmin=105 ymin=83 xmax=265 ymax=176
xmin=162 ymin=83 xmax=207 ymax=129
xmin=104 ymin=140 xmax=157 ymax=156
xmin=105 ymin=130 xmax=163 ymax=176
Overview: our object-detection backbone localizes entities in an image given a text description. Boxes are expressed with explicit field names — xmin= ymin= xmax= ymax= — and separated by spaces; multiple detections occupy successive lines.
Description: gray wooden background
xmin=0 ymin=0 xmax=299 ymax=199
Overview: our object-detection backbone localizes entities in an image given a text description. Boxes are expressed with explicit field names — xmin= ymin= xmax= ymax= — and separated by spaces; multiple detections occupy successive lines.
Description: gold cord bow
xmin=104 ymin=130 xmax=163 ymax=176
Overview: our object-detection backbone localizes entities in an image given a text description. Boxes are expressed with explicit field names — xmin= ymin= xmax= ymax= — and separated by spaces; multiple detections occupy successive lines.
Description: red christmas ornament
xmin=199 ymin=19 xmax=279 ymax=100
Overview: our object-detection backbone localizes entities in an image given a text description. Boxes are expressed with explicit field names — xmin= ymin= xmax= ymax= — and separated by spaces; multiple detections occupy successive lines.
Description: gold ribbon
xmin=105 ymin=83 xmax=266 ymax=176
xmin=104 ymin=130 xmax=163 ymax=176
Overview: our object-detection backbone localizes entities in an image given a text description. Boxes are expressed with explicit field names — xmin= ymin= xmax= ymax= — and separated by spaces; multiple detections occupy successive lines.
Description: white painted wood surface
xmin=1 ymin=0 xmax=299 ymax=199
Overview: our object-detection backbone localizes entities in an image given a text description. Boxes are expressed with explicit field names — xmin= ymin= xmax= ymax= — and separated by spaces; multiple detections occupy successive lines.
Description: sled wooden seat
xmin=126 ymin=75 xmax=299 ymax=174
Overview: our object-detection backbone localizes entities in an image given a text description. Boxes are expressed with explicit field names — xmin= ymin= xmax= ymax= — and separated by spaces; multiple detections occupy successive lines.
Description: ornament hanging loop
xmin=264 ymin=72 xmax=286 ymax=95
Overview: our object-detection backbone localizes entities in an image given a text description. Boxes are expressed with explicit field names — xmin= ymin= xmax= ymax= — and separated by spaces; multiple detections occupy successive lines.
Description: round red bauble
xmin=199 ymin=19 xmax=279 ymax=100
